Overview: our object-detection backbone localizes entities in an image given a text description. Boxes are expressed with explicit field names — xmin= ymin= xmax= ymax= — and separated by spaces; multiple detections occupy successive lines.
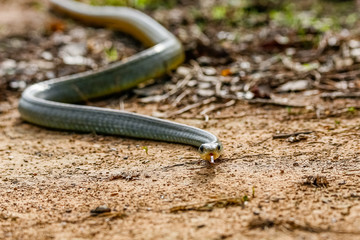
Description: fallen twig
xmin=272 ymin=131 xmax=313 ymax=139
xmin=170 ymin=197 xmax=247 ymax=213
xmin=321 ymin=92 xmax=360 ymax=99
xmin=323 ymin=69 xmax=360 ymax=81
xmin=166 ymin=97 xmax=217 ymax=117
xmin=139 ymin=74 xmax=192 ymax=103
xmin=200 ymin=99 xmax=236 ymax=115
xmin=247 ymin=98 xmax=306 ymax=108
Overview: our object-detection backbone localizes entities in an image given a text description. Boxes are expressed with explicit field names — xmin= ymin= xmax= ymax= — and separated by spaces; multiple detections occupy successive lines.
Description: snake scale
xmin=18 ymin=0 xmax=223 ymax=162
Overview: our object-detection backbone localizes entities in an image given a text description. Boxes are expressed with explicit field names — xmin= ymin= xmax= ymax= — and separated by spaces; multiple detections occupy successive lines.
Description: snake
xmin=18 ymin=0 xmax=223 ymax=163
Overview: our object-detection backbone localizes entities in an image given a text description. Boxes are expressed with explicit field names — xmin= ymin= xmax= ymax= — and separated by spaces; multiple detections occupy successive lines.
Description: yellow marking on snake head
xmin=198 ymin=142 xmax=223 ymax=163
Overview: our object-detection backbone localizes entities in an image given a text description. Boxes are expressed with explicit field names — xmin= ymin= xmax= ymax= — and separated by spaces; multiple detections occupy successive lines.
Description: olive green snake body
xmin=18 ymin=0 xmax=223 ymax=162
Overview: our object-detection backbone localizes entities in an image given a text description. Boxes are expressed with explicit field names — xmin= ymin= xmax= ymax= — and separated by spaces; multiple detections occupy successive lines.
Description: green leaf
xmin=211 ymin=5 xmax=227 ymax=20
xmin=141 ymin=146 xmax=149 ymax=155
xmin=105 ymin=47 xmax=118 ymax=62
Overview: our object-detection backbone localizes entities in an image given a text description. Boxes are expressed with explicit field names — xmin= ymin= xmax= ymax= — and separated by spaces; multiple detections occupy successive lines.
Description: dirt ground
xmin=1 ymin=1 xmax=360 ymax=240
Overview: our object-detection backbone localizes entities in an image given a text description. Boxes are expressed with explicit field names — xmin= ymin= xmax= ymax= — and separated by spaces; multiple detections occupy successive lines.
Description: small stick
xmin=119 ymin=94 xmax=128 ymax=110
xmin=321 ymin=92 xmax=360 ymax=99
xmin=323 ymin=69 xmax=360 ymax=80
xmin=139 ymin=74 xmax=192 ymax=103
xmin=174 ymin=113 xmax=246 ymax=120
xmin=273 ymin=131 xmax=313 ymax=139
xmin=200 ymin=100 xmax=236 ymax=115
xmin=172 ymin=89 xmax=191 ymax=107
xmin=167 ymin=97 xmax=217 ymax=117
xmin=247 ymin=98 xmax=306 ymax=108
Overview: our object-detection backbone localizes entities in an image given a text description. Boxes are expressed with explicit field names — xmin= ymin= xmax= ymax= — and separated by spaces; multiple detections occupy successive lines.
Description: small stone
xmin=41 ymin=51 xmax=53 ymax=61
xmin=176 ymin=66 xmax=191 ymax=77
xmin=328 ymin=37 xmax=338 ymax=46
xmin=276 ymin=80 xmax=310 ymax=93
xmin=90 ymin=205 xmax=111 ymax=216
xmin=351 ymin=48 xmax=360 ymax=57
xmin=244 ymin=91 xmax=254 ymax=100
xmin=45 ymin=71 xmax=55 ymax=79
xmin=197 ymin=89 xmax=215 ymax=97
xmin=187 ymin=80 xmax=197 ymax=87
xmin=275 ymin=34 xmax=289 ymax=45
xmin=198 ymin=82 xmax=212 ymax=89
xmin=202 ymin=67 xmax=217 ymax=76
xmin=349 ymin=39 xmax=360 ymax=48
xmin=9 ymin=80 xmax=26 ymax=90
xmin=197 ymin=56 xmax=212 ymax=65
xmin=253 ymin=210 xmax=260 ymax=215
xmin=0 ymin=59 xmax=16 ymax=76
xmin=59 ymin=43 xmax=94 ymax=66
xmin=240 ymin=61 xmax=251 ymax=69
xmin=1 ymin=59 xmax=16 ymax=69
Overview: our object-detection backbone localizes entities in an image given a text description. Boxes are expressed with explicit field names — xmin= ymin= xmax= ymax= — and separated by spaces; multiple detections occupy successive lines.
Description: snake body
xmin=19 ymin=0 xmax=223 ymax=162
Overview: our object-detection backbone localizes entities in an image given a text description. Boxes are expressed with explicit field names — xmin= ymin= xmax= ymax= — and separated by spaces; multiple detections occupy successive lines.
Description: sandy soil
xmin=1 ymin=94 xmax=360 ymax=240
xmin=1 ymin=1 xmax=360 ymax=240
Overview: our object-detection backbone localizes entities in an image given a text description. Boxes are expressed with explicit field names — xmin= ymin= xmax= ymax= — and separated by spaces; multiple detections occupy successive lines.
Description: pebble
xmin=41 ymin=51 xmax=53 ymax=61
xmin=176 ymin=66 xmax=191 ymax=77
xmin=197 ymin=56 xmax=212 ymax=65
xmin=0 ymin=59 xmax=16 ymax=76
xmin=276 ymin=80 xmax=310 ymax=92
xmin=244 ymin=91 xmax=255 ymax=100
xmin=187 ymin=80 xmax=197 ymax=87
xmin=45 ymin=71 xmax=55 ymax=79
xmin=217 ymin=31 xmax=236 ymax=41
xmin=90 ymin=205 xmax=111 ymax=216
xmin=197 ymin=89 xmax=215 ymax=97
xmin=240 ymin=61 xmax=251 ymax=69
xmin=202 ymin=67 xmax=217 ymax=76
xmin=9 ymin=80 xmax=26 ymax=90
xmin=349 ymin=39 xmax=360 ymax=48
xmin=350 ymin=48 xmax=360 ymax=57
xmin=198 ymin=82 xmax=212 ymax=89
xmin=253 ymin=210 xmax=260 ymax=215
xmin=59 ymin=43 xmax=94 ymax=66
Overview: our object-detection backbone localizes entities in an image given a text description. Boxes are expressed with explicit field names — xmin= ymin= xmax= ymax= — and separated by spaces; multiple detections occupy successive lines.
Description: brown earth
xmin=1 ymin=1 xmax=360 ymax=240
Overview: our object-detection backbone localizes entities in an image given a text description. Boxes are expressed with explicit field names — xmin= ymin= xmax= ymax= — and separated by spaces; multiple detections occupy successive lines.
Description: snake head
xmin=198 ymin=142 xmax=223 ymax=163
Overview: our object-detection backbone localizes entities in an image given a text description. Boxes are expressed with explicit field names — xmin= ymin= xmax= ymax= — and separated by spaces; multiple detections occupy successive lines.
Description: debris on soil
xmin=90 ymin=210 xmax=127 ymax=220
xmin=247 ymin=98 xmax=307 ymax=108
xmin=248 ymin=218 xmax=338 ymax=233
xmin=170 ymin=196 xmax=249 ymax=213
xmin=303 ymin=175 xmax=330 ymax=188
xmin=276 ymin=79 xmax=310 ymax=93
xmin=1 ymin=0 xmax=360 ymax=239
xmin=321 ymin=91 xmax=360 ymax=99
xmin=109 ymin=171 xmax=141 ymax=181
xmin=272 ymin=131 xmax=313 ymax=139
xmin=248 ymin=218 xmax=275 ymax=230
xmin=287 ymin=133 xmax=309 ymax=143
xmin=141 ymin=146 xmax=149 ymax=155
xmin=90 ymin=205 xmax=111 ymax=216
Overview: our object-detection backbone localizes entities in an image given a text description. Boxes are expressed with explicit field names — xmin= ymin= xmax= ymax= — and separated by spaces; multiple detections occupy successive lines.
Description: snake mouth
xmin=200 ymin=152 xmax=220 ymax=163
xmin=210 ymin=154 xmax=215 ymax=164
xmin=198 ymin=142 xmax=223 ymax=163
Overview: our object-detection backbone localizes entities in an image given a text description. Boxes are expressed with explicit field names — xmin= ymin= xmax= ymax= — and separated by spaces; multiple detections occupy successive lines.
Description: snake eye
xmin=199 ymin=145 xmax=204 ymax=152
xmin=217 ymin=145 xmax=221 ymax=151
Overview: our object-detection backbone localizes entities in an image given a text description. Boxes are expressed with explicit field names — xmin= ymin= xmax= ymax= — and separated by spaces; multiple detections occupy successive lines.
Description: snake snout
xmin=198 ymin=142 xmax=223 ymax=163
